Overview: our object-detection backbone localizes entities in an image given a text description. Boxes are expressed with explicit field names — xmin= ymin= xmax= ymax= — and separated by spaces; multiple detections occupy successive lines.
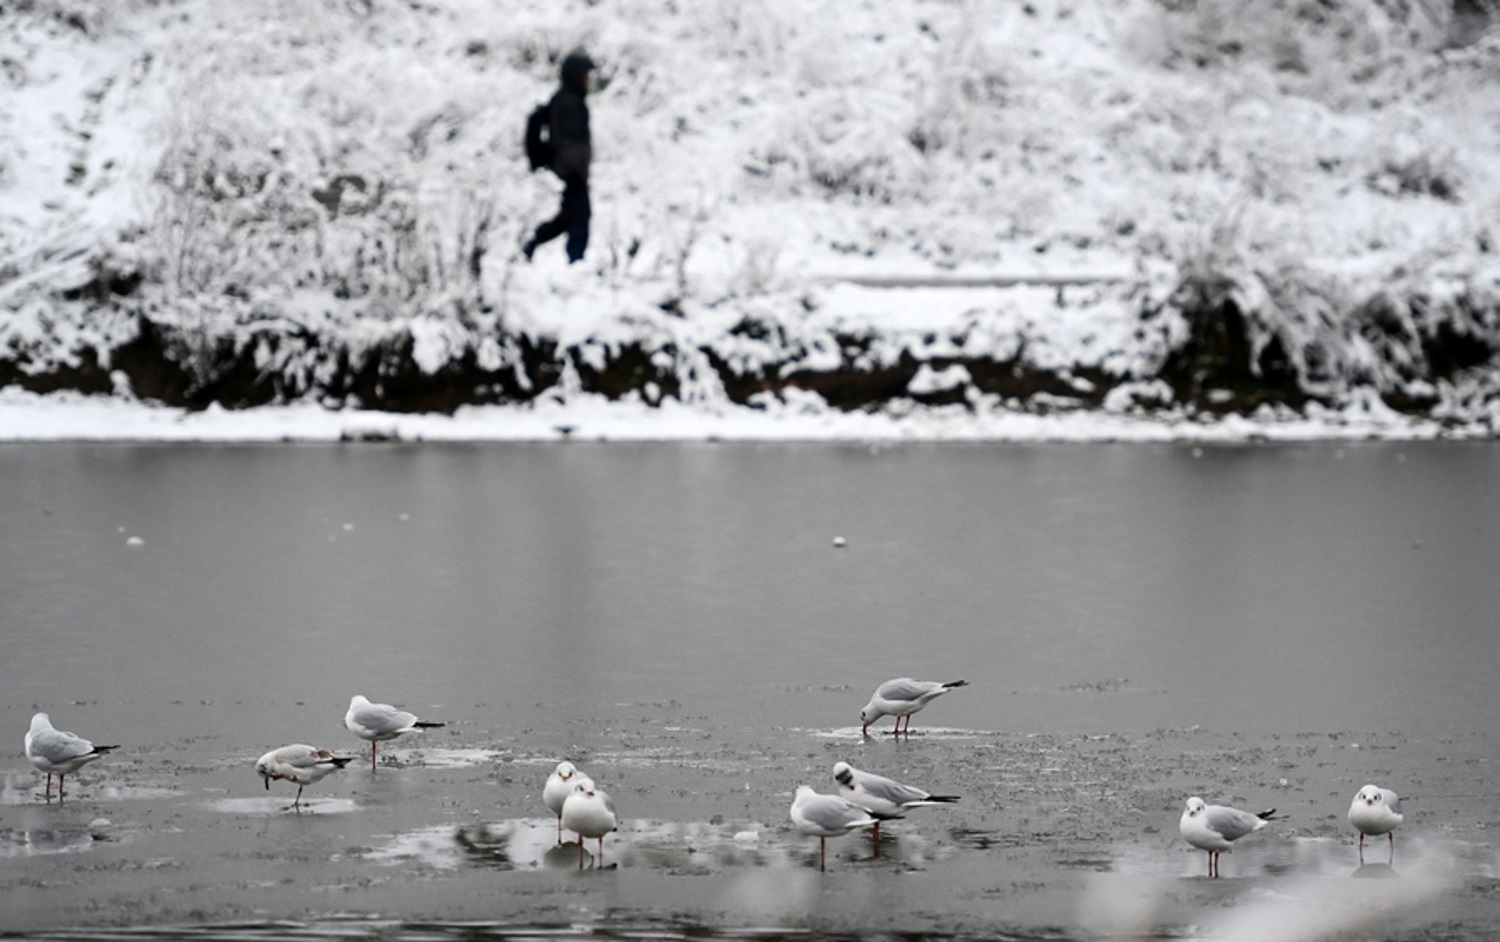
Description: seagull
xmin=543 ymin=761 xmax=582 ymax=839
xmin=1348 ymin=784 xmax=1403 ymax=859
xmin=255 ymin=744 xmax=354 ymax=810
xmin=561 ymin=777 xmax=617 ymax=867
xmin=789 ymin=785 xmax=878 ymax=870
xmin=1179 ymin=796 xmax=1281 ymax=878
xmin=859 ymin=677 xmax=968 ymax=735
xmin=831 ymin=760 xmax=959 ymax=840
xmin=344 ymin=694 xmax=446 ymax=770
xmin=24 ymin=712 xmax=118 ymax=800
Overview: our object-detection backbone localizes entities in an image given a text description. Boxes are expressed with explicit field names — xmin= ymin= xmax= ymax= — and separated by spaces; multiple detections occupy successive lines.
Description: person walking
xmin=524 ymin=51 xmax=595 ymax=265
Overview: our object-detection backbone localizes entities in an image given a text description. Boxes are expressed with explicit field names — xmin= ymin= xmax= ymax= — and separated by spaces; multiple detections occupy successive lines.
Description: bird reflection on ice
xmin=369 ymin=747 xmax=505 ymax=770
xmin=206 ymin=796 xmax=360 ymax=815
xmin=365 ymin=817 xmax=967 ymax=872
xmin=0 ymin=825 xmax=107 ymax=858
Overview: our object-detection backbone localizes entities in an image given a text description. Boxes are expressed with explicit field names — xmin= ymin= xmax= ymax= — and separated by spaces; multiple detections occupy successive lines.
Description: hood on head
xmin=560 ymin=51 xmax=594 ymax=94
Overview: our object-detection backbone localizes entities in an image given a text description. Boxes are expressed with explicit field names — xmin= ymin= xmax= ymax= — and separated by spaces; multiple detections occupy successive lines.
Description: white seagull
xmin=859 ymin=677 xmax=968 ymax=735
xmin=1179 ymin=796 xmax=1281 ymax=878
xmin=344 ymin=694 xmax=446 ymax=770
xmin=24 ymin=712 xmax=118 ymax=800
xmin=561 ymin=777 xmax=618 ymax=867
xmin=543 ymin=761 xmax=582 ymax=839
xmin=1348 ymin=784 xmax=1403 ymax=859
xmin=789 ymin=785 xmax=878 ymax=870
xmin=831 ymin=760 xmax=959 ymax=840
xmin=255 ymin=744 xmax=354 ymax=810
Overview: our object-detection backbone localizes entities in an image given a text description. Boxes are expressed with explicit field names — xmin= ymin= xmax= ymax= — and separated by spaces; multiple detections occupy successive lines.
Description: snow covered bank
xmin=0 ymin=382 xmax=1479 ymax=443
xmin=1 ymin=0 xmax=1498 ymax=440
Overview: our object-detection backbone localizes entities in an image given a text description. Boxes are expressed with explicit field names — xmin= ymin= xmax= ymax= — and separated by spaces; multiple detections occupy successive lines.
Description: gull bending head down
xmin=859 ymin=677 xmax=968 ymax=736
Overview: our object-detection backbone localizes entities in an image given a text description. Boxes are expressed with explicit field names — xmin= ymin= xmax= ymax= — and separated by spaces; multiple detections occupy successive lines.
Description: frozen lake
xmin=2 ymin=441 xmax=1498 ymax=940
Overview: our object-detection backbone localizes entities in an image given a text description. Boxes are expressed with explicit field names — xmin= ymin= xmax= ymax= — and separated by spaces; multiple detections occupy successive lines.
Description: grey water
xmin=1 ymin=441 xmax=1498 ymax=940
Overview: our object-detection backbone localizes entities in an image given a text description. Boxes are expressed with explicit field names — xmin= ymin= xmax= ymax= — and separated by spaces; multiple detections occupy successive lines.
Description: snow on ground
xmin=1 ymin=0 xmax=1498 ymax=441
xmin=0 ymin=383 xmax=1467 ymax=442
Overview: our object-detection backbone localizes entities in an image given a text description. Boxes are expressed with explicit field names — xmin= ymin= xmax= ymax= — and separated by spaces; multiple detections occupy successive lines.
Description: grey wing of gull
xmin=860 ymin=773 xmax=929 ymax=807
xmin=281 ymin=747 xmax=320 ymax=770
xmin=359 ymin=703 xmax=416 ymax=734
xmin=34 ymin=729 xmax=95 ymax=763
xmin=878 ymin=679 xmax=938 ymax=702
xmin=1383 ymin=789 xmax=1403 ymax=814
xmin=807 ymin=795 xmax=868 ymax=831
xmin=1205 ymin=805 xmax=1263 ymax=842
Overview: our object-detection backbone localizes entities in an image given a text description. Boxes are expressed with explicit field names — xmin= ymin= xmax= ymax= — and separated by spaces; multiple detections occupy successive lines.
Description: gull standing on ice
xmin=543 ymin=761 xmax=582 ymax=839
xmin=1179 ymin=796 xmax=1281 ymax=878
xmin=561 ymin=777 xmax=617 ymax=867
xmin=1348 ymin=784 xmax=1403 ymax=860
xmin=859 ymin=677 xmax=968 ymax=735
xmin=24 ymin=712 xmax=118 ymax=800
xmin=255 ymin=744 xmax=354 ymax=810
xmin=344 ymin=694 xmax=446 ymax=770
xmin=789 ymin=785 xmax=878 ymax=870
xmin=832 ymin=760 xmax=959 ymax=840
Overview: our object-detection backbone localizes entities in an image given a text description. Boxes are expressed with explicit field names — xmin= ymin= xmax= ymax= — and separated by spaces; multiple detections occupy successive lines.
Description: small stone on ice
xmin=126 ymin=536 xmax=144 ymax=547
xmin=733 ymin=830 xmax=759 ymax=843
xmin=832 ymin=536 xmax=847 ymax=548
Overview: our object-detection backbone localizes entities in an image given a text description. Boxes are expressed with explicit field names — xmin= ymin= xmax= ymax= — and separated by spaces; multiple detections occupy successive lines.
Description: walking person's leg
xmin=525 ymin=192 xmax=569 ymax=260
xmin=564 ymin=176 xmax=591 ymax=264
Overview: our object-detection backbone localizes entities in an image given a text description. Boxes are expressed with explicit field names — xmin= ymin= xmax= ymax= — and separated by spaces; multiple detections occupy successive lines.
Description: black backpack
xmin=524 ymin=102 xmax=553 ymax=172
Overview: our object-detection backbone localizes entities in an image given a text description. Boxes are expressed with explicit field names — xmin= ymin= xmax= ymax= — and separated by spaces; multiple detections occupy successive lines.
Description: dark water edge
xmin=0 ymin=922 xmax=1052 ymax=942
xmin=5 ymin=282 xmax=1498 ymax=423
xmin=2 ymin=913 xmax=1496 ymax=942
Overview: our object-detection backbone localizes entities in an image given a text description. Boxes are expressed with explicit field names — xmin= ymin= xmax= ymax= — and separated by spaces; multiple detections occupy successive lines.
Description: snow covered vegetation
xmin=1 ymin=0 xmax=1497 ymax=435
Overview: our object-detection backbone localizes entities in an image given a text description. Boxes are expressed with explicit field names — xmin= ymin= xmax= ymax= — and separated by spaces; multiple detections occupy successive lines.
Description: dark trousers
xmin=531 ymin=174 xmax=590 ymax=263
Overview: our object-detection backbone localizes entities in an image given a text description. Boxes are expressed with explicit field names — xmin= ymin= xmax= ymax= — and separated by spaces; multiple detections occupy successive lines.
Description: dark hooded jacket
xmin=548 ymin=53 xmax=593 ymax=180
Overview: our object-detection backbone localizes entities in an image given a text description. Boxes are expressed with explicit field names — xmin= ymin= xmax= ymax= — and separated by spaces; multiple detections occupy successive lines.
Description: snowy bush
xmin=1 ymin=0 xmax=1497 ymax=423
